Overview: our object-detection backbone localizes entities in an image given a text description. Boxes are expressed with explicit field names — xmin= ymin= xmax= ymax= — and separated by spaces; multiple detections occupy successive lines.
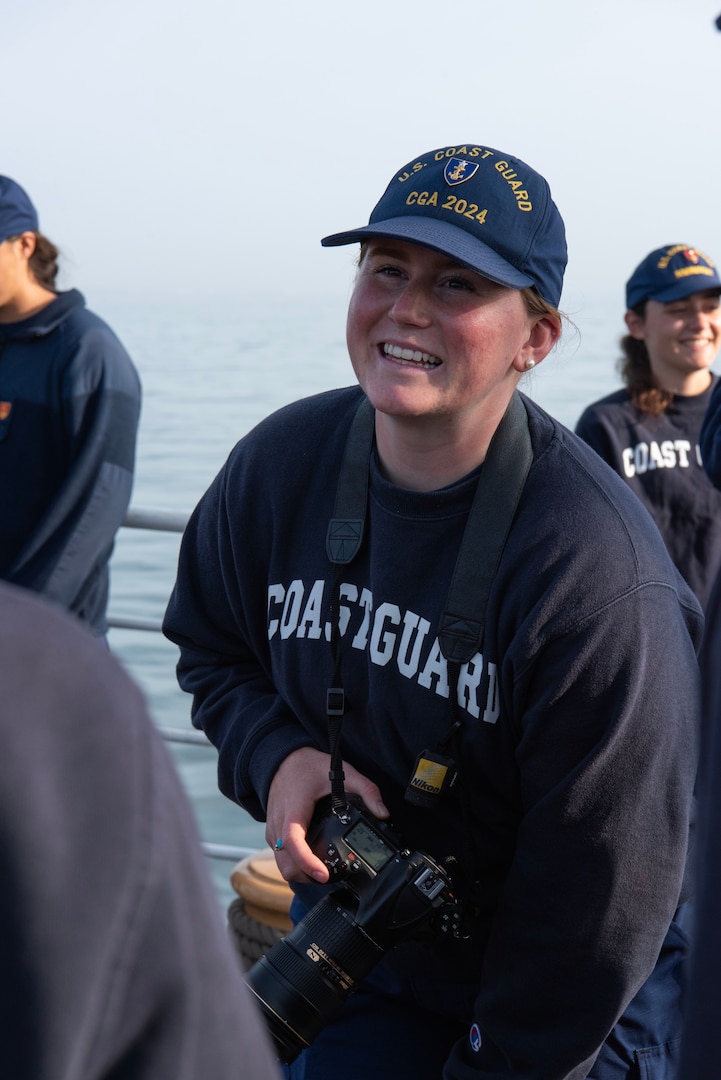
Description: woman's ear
xmin=624 ymin=309 xmax=646 ymax=340
xmin=13 ymin=232 xmax=37 ymax=262
xmin=513 ymin=314 xmax=561 ymax=373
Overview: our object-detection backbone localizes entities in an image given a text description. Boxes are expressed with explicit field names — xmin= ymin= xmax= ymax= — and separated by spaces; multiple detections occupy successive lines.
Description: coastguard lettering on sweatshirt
xmin=266 ymin=578 xmax=500 ymax=724
xmin=621 ymin=438 xmax=702 ymax=478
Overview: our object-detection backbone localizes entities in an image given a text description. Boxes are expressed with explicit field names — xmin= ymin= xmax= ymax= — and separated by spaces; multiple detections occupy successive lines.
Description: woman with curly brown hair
xmin=576 ymin=243 xmax=721 ymax=608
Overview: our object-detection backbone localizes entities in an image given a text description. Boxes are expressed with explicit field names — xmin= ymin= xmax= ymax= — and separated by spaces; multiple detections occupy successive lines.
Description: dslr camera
xmin=245 ymin=794 xmax=464 ymax=1064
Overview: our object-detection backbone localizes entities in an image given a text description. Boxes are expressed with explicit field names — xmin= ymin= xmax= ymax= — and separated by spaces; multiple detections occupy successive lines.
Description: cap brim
xmin=321 ymin=217 xmax=534 ymax=292
xmin=647 ymin=278 xmax=721 ymax=305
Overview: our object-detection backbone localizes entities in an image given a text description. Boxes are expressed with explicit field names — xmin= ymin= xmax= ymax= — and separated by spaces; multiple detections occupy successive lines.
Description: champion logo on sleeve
xmin=469 ymin=1023 xmax=482 ymax=1052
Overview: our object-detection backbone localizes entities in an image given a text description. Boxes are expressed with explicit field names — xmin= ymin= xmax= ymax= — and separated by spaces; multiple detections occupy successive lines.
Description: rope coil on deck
xmin=228 ymin=850 xmax=293 ymax=969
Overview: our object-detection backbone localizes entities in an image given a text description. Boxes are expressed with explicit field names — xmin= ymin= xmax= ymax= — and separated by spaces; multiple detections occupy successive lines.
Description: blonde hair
xmin=520 ymin=286 xmax=563 ymax=330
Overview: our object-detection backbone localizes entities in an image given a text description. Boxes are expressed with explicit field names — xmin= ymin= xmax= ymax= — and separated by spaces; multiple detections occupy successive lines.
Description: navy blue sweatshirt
xmin=164 ymin=387 xmax=701 ymax=1079
xmin=0 ymin=290 xmax=141 ymax=634
xmin=679 ymin=379 xmax=721 ymax=1078
xmin=679 ymin=568 xmax=721 ymax=1079
xmin=699 ymin=375 xmax=721 ymax=487
xmin=576 ymin=382 xmax=721 ymax=609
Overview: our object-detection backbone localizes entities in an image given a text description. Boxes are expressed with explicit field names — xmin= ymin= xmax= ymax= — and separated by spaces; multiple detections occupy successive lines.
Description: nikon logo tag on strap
xmin=405 ymin=749 xmax=457 ymax=808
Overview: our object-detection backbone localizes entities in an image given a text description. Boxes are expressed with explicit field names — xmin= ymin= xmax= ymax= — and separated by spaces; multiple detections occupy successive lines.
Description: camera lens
xmin=245 ymin=892 xmax=384 ymax=1064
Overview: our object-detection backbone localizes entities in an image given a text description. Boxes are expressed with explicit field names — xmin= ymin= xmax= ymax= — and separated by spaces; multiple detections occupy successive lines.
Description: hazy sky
xmin=5 ymin=0 xmax=721 ymax=309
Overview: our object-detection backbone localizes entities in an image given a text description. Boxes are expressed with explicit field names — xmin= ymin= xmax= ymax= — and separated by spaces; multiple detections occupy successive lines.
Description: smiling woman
xmin=576 ymin=243 xmax=721 ymax=608
xmin=163 ymin=144 xmax=702 ymax=1080
xmin=345 ymin=240 xmax=559 ymax=490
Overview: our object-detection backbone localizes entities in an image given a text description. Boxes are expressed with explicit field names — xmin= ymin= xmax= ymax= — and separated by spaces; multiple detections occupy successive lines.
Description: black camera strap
xmin=436 ymin=390 xmax=533 ymax=664
xmin=325 ymin=397 xmax=376 ymax=814
xmin=324 ymin=391 xmax=533 ymax=816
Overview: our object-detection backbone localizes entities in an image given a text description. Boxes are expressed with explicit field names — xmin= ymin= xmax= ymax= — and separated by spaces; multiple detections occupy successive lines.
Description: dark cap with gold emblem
xmin=321 ymin=144 xmax=567 ymax=307
xmin=626 ymin=244 xmax=721 ymax=309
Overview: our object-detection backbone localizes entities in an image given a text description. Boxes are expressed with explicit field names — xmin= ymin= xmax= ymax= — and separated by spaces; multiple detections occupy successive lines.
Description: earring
xmin=525 ymin=359 xmax=536 ymax=370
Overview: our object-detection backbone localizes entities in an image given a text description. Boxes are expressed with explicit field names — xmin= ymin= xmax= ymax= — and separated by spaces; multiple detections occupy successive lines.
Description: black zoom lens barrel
xmin=245 ymin=894 xmax=384 ymax=1063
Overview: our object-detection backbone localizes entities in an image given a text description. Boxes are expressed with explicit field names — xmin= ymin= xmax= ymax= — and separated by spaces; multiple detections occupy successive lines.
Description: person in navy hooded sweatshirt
xmin=0 ymin=176 xmax=141 ymax=636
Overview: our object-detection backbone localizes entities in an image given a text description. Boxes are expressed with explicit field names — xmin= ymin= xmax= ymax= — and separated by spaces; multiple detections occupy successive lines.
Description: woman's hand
xmin=266 ymin=747 xmax=389 ymax=882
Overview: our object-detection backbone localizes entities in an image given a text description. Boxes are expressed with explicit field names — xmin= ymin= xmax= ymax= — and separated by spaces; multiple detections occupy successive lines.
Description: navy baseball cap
xmin=626 ymin=244 xmax=721 ymax=309
xmin=0 ymin=176 xmax=39 ymax=245
xmin=321 ymin=143 xmax=567 ymax=308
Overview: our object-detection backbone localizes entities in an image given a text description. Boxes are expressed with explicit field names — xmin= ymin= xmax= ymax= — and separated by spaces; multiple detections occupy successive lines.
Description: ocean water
xmin=101 ymin=287 xmax=624 ymax=907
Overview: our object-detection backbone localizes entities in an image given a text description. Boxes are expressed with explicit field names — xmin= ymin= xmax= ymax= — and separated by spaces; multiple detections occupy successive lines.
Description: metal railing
xmin=109 ymin=505 xmax=256 ymax=865
xmin=108 ymin=506 xmax=190 ymax=633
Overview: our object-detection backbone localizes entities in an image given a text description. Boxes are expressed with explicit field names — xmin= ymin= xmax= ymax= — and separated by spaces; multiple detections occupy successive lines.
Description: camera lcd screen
xmin=344 ymin=820 xmax=395 ymax=872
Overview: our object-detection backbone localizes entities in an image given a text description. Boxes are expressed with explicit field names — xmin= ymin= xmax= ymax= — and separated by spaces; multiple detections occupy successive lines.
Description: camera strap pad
xmin=325 ymin=396 xmax=375 ymax=565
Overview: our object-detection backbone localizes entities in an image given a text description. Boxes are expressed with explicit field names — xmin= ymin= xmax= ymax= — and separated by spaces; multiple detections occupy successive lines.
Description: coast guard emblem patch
xmin=444 ymin=158 xmax=479 ymax=186
xmin=0 ymin=402 xmax=11 ymax=421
